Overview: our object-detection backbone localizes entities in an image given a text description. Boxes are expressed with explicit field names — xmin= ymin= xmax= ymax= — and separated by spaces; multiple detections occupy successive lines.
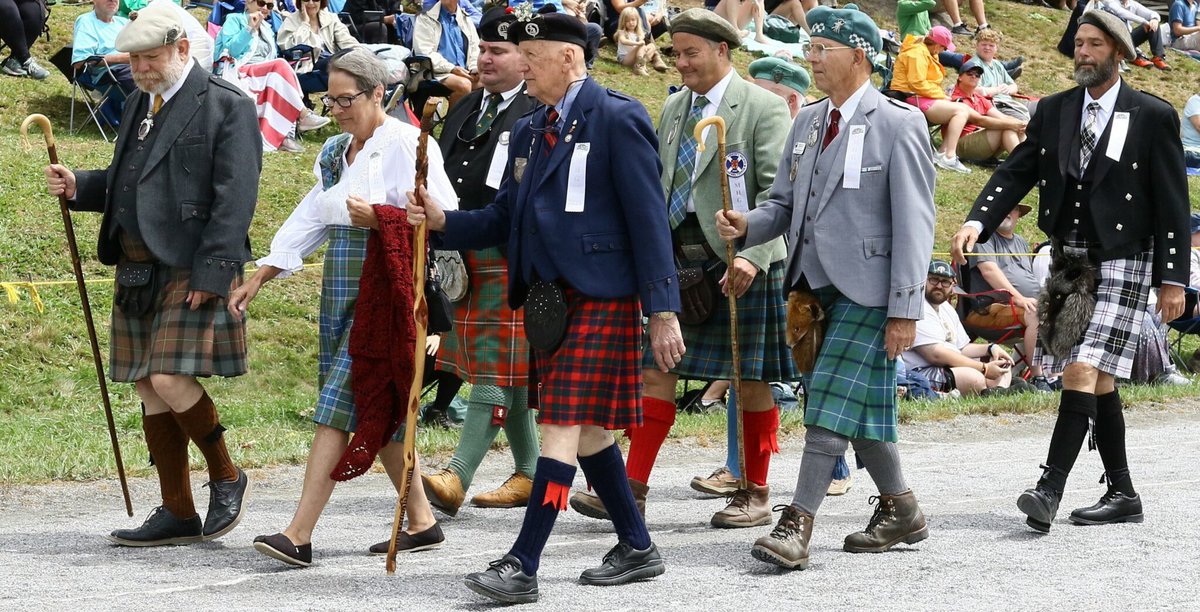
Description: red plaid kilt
xmin=528 ymin=288 xmax=642 ymax=430
xmin=109 ymin=234 xmax=247 ymax=382
xmin=436 ymin=247 xmax=529 ymax=386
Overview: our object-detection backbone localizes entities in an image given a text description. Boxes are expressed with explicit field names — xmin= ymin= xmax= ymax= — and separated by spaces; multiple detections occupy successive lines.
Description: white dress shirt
xmin=686 ymin=67 xmax=737 ymax=212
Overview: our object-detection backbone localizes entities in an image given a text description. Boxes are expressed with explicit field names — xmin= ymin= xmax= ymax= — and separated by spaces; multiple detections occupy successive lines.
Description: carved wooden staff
xmin=386 ymin=98 xmax=445 ymax=573
xmin=694 ymin=116 xmax=747 ymax=490
xmin=20 ymin=113 xmax=133 ymax=517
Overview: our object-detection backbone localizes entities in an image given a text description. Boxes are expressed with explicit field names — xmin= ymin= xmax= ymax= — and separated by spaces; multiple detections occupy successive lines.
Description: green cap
xmin=670 ymin=8 xmax=742 ymax=49
xmin=748 ymin=57 xmax=811 ymax=95
xmin=928 ymin=260 xmax=955 ymax=279
xmin=806 ymin=4 xmax=882 ymax=59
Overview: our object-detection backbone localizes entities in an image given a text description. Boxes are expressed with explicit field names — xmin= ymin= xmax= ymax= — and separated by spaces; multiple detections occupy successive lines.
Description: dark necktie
xmin=543 ymin=108 xmax=559 ymax=152
xmin=822 ymin=108 xmax=841 ymax=151
xmin=474 ymin=92 xmax=502 ymax=138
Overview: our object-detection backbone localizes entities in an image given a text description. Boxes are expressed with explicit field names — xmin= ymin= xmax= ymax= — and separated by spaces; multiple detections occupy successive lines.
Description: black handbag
xmin=424 ymin=256 xmax=453 ymax=334
xmin=677 ymin=266 xmax=718 ymax=326
xmin=114 ymin=262 xmax=160 ymax=318
xmin=524 ymin=280 xmax=569 ymax=353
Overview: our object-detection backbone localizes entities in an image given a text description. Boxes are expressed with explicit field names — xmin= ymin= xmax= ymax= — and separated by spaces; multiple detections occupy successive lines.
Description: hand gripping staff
xmin=20 ymin=113 xmax=133 ymax=517
xmin=386 ymin=98 xmax=445 ymax=573
xmin=693 ymin=116 xmax=747 ymax=490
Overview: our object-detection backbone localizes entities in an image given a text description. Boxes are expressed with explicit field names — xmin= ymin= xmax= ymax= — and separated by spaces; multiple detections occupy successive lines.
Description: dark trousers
xmin=354 ymin=20 xmax=394 ymax=44
xmin=1130 ymin=25 xmax=1165 ymax=58
xmin=0 ymin=0 xmax=43 ymax=63
xmin=297 ymin=55 xmax=331 ymax=95
xmin=79 ymin=63 xmax=136 ymax=126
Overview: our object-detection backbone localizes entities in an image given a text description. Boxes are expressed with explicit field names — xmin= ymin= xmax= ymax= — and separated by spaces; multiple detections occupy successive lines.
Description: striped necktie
xmin=1080 ymin=102 xmax=1100 ymax=172
xmin=543 ymin=108 xmax=559 ymax=152
xmin=666 ymin=95 xmax=709 ymax=230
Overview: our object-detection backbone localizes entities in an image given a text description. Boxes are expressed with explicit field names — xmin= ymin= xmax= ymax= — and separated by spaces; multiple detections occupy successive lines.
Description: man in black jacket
xmin=952 ymin=9 xmax=1189 ymax=533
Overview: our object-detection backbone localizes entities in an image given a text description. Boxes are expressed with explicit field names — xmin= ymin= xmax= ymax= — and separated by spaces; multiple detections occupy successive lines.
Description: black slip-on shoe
xmin=253 ymin=533 xmax=312 ymax=567
xmin=368 ymin=523 xmax=445 ymax=555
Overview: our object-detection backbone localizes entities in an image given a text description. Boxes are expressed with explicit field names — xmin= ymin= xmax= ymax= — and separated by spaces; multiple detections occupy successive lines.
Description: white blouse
xmin=258 ymin=118 xmax=459 ymax=278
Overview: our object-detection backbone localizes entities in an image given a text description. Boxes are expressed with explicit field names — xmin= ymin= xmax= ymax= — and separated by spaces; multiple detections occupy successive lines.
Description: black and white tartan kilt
xmin=1036 ymin=234 xmax=1152 ymax=379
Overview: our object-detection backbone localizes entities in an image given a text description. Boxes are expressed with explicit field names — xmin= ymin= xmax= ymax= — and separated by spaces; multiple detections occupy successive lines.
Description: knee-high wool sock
xmin=624 ymin=397 xmax=676 ymax=483
xmin=143 ymin=410 xmax=196 ymax=519
xmin=171 ymin=392 xmax=237 ymax=483
xmin=1094 ymin=389 xmax=1135 ymax=494
xmin=447 ymin=394 xmax=504 ymax=491
xmin=791 ymin=426 xmax=848 ymax=516
xmin=742 ymin=406 xmax=780 ymax=487
xmin=508 ymin=457 xmax=576 ymax=575
xmin=578 ymin=443 xmax=651 ymax=550
xmin=852 ymin=439 xmax=908 ymax=495
xmin=502 ymin=388 xmax=539 ymax=478
xmin=1043 ymin=389 xmax=1097 ymax=494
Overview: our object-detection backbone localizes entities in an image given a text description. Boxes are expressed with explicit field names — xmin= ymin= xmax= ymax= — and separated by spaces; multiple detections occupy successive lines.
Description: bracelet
xmin=980 ymin=361 xmax=987 ymax=374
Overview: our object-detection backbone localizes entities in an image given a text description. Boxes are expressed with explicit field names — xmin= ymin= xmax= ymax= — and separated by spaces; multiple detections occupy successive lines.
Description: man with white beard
xmin=44 ymin=2 xmax=260 ymax=547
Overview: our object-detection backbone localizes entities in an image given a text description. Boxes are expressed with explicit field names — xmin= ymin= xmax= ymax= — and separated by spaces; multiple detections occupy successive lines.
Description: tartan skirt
xmin=109 ymin=234 xmax=247 ymax=382
xmin=529 ymin=288 xmax=643 ymax=430
xmin=437 ymin=247 xmax=529 ymax=386
xmin=805 ymin=287 xmax=898 ymax=442
xmin=1036 ymin=233 xmax=1152 ymax=379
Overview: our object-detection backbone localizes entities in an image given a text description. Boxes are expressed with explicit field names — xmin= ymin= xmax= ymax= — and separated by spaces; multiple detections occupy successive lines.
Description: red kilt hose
xmin=529 ymin=288 xmax=643 ymax=430
xmin=437 ymin=247 xmax=529 ymax=386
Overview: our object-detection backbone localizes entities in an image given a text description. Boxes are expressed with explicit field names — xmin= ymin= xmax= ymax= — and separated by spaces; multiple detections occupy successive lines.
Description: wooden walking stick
xmin=20 ymin=114 xmax=133 ymax=517
xmin=386 ymin=97 xmax=445 ymax=574
xmin=694 ymin=116 xmax=748 ymax=490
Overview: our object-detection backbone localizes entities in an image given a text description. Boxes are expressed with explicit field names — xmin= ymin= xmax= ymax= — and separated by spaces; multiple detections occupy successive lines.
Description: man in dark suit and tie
xmin=406 ymin=6 xmax=682 ymax=604
xmin=44 ymin=3 xmax=259 ymax=548
xmin=952 ymin=10 xmax=1189 ymax=533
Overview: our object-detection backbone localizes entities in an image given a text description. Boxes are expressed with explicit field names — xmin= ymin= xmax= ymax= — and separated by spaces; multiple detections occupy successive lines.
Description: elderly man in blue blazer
xmin=406 ymin=6 xmax=681 ymax=604
xmin=717 ymin=5 xmax=937 ymax=571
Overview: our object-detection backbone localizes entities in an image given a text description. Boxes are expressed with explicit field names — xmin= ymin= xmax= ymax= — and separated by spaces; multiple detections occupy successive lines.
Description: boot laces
xmin=768 ymin=504 xmax=804 ymax=540
xmin=724 ymin=487 xmax=752 ymax=510
xmin=863 ymin=495 xmax=897 ymax=534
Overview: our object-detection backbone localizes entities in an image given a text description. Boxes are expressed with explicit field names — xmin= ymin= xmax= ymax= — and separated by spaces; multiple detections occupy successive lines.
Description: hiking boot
xmin=423 ymin=468 xmax=466 ymax=516
xmin=1069 ymin=490 xmax=1143 ymax=525
xmin=711 ymin=483 xmax=772 ymax=528
xmin=569 ymin=478 xmax=648 ymax=520
xmin=690 ymin=466 xmax=739 ymax=497
xmin=471 ymin=472 xmax=533 ymax=508
xmin=464 ymin=555 xmax=538 ymax=604
xmin=578 ymin=542 xmax=665 ymax=586
xmin=422 ymin=405 xmax=461 ymax=429
xmin=843 ymin=490 xmax=929 ymax=553
xmin=751 ymin=505 xmax=814 ymax=569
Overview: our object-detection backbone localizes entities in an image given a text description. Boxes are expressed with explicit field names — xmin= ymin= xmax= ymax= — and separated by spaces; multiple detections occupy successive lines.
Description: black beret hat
xmin=508 ymin=4 xmax=588 ymax=52
xmin=479 ymin=6 xmax=518 ymax=43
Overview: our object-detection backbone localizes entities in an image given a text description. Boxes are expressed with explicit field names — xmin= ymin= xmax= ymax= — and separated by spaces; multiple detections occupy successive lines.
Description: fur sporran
xmin=786 ymin=289 xmax=826 ymax=372
xmin=1038 ymin=242 xmax=1099 ymax=359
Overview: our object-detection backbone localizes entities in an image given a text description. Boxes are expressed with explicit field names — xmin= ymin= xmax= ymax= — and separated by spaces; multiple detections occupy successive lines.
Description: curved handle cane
xmin=21 ymin=114 xmax=133 ymax=517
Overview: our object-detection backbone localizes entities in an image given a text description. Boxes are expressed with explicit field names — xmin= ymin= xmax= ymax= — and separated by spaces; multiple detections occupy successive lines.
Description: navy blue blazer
xmin=439 ymin=78 xmax=681 ymax=314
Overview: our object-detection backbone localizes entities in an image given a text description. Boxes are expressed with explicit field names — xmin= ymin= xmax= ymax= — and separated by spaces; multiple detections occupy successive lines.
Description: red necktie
xmin=822 ymin=108 xmax=841 ymax=151
xmin=543 ymin=108 xmax=559 ymax=152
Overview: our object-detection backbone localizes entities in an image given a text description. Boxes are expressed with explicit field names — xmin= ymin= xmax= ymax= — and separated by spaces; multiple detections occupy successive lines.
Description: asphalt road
xmin=2 ymin=403 xmax=1198 ymax=611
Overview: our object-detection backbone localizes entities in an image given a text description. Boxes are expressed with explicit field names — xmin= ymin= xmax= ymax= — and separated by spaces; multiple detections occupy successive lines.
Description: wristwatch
xmin=655 ymin=311 xmax=676 ymax=321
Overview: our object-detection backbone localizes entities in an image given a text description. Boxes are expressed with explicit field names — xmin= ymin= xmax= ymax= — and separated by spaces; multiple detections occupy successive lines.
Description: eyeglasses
xmin=800 ymin=42 xmax=856 ymax=60
xmin=927 ymin=277 xmax=954 ymax=288
xmin=321 ymin=90 xmax=369 ymax=109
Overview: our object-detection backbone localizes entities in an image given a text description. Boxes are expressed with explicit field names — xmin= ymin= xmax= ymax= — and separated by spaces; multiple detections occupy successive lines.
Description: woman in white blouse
xmin=227 ymin=48 xmax=459 ymax=567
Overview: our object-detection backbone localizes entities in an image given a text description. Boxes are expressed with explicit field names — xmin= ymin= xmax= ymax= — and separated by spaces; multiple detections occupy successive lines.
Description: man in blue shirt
xmin=414 ymin=0 xmax=479 ymax=105
xmin=72 ymin=0 xmax=136 ymax=124
xmin=1170 ymin=0 xmax=1200 ymax=50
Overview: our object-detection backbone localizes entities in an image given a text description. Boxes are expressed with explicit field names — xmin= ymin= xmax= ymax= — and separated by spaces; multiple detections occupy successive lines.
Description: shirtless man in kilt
xmin=44 ymin=4 xmax=256 ymax=546
xmin=569 ymin=9 xmax=798 ymax=529
xmin=717 ymin=5 xmax=936 ymax=570
xmin=406 ymin=7 xmax=683 ymax=604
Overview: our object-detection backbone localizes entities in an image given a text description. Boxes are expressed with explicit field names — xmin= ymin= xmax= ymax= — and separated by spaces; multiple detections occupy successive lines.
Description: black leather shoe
xmin=422 ymin=406 xmax=461 ymax=430
xmin=1016 ymin=483 xmax=1061 ymax=533
xmin=253 ymin=533 xmax=312 ymax=567
xmin=203 ymin=468 xmax=250 ymax=540
xmin=579 ymin=542 xmax=666 ymax=586
xmin=108 ymin=506 xmax=203 ymax=547
xmin=369 ymin=523 xmax=445 ymax=555
xmin=464 ymin=555 xmax=538 ymax=604
xmin=1070 ymin=490 xmax=1143 ymax=525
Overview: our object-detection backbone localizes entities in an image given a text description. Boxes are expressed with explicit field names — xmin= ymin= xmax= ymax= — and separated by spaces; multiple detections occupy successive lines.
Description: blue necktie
xmin=667 ymin=95 xmax=709 ymax=230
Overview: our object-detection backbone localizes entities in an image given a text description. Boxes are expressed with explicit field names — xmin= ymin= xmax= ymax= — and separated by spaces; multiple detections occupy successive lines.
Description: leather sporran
xmin=524 ymin=280 xmax=569 ymax=353
xmin=1038 ymin=242 xmax=1099 ymax=360
xmin=114 ymin=262 xmax=160 ymax=318
xmin=433 ymin=249 xmax=468 ymax=302
xmin=786 ymin=289 xmax=827 ymax=372
xmin=424 ymin=257 xmax=453 ymax=334
xmin=677 ymin=266 xmax=718 ymax=326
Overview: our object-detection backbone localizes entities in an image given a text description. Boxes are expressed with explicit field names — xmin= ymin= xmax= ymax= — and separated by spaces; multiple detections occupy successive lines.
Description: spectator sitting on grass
xmin=713 ymin=0 xmax=813 ymax=45
xmin=614 ymin=7 xmax=667 ymax=75
xmin=947 ymin=59 xmax=1026 ymax=163
xmin=1169 ymin=0 xmax=1200 ymax=53
xmin=941 ymin=0 xmax=988 ymax=37
xmin=972 ymin=28 xmax=1033 ymax=121
xmin=1092 ymin=0 xmax=1171 ymax=70
xmin=413 ymin=0 xmax=480 ymax=106
xmin=1181 ymin=93 xmax=1200 ymax=168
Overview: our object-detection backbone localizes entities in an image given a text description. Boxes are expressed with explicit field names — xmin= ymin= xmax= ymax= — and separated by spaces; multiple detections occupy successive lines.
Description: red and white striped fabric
xmin=222 ymin=58 xmax=305 ymax=152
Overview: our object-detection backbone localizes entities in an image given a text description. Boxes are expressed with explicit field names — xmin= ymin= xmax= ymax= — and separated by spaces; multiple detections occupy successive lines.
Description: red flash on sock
xmin=543 ymin=481 xmax=570 ymax=510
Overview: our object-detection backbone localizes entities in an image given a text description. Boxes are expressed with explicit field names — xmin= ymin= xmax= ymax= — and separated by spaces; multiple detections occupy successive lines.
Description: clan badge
xmin=724 ymin=152 xmax=748 ymax=178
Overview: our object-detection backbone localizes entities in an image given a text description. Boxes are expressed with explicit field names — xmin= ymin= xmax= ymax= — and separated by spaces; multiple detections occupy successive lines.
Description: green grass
xmin=1 ymin=2 xmax=1198 ymax=484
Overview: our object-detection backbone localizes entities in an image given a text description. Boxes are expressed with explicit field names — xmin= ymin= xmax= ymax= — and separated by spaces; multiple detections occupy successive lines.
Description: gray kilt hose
xmin=437 ymin=247 xmax=529 ymax=386
xmin=109 ymin=234 xmax=247 ymax=382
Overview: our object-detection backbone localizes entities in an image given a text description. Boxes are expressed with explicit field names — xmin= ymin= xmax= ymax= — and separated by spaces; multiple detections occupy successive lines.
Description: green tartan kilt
xmin=804 ymin=287 xmax=898 ymax=443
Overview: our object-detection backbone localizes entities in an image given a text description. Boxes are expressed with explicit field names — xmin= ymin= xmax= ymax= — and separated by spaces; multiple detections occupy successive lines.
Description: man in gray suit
xmin=45 ymin=3 xmax=260 ymax=547
xmin=716 ymin=5 xmax=936 ymax=570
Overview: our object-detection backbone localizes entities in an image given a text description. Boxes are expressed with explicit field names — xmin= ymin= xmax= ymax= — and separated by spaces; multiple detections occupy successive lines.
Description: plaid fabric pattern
xmin=109 ymin=234 xmax=247 ymax=382
xmin=805 ymin=287 xmax=898 ymax=442
xmin=437 ymin=247 xmax=529 ymax=386
xmin=911 ymin=365 xmax=953 ymax=393
xmin=529 ymin=289 xmax=643 ymax=430
xmin=1036 ymin=233 xmax=1151 ymax=379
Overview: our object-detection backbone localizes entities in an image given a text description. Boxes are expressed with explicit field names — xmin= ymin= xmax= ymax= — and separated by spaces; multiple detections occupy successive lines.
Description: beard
xmin=1073 ymin=53 xmax=1117 ymax=88
xmin=133 ymin=50 xmax=187 ymax=95
xmin=925 ymin=288 xmax=949 ymax=306
xmin=998 ymin=217 xmax=1016 ymax=234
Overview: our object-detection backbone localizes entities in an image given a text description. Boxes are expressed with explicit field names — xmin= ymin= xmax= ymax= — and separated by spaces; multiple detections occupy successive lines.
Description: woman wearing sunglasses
xmin=278 ymin=0 xmax=359 ymax=95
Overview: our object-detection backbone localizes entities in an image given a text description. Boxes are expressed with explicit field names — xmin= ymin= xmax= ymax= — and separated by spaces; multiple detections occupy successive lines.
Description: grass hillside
xmin=1 ymin=1 xmax=1197 ymax=483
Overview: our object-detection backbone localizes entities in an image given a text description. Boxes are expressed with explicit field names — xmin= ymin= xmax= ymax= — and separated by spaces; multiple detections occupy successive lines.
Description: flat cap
xmin=479 ymin=6 xmax=517 ymax=43
xmin=115 ymin=1 xmax=185 ymax=53
xmin=1077 ymin=9 xmax=1136 ymax=60
xmin=748 ymin=57 xmax=810 ymax=94
xmin=508 ymin=4 xmax=588 ymax=53
xmin=670 ymin=8 xmax=742 ymax=49
xmin=807 ymin=3 xmax=881 ymax=59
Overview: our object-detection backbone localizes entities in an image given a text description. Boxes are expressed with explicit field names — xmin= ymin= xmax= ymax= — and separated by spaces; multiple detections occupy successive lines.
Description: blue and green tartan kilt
xmin=312 ymin=226 xmax=400 ymax=441
xmin=805 ymin=286 xmax=898 ymax=443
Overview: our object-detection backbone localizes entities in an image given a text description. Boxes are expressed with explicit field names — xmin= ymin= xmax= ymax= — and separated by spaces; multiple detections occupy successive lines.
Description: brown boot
xmin=470 ymin=473 xmax=533 ymax=508
xmin=751 ymin=505 xmax=814 ymax=569
xmin=568 ymin=478 xmax=648 ymax=521
xmin=710 ymin=483 xmax=772 ymax=528
xmin=843 ymin=490 xmax=929 ymax=553
xmin=651 ymin=52 xmax=669 ymax=72
xmin=423 ymin=469 xmax=466 ymax=517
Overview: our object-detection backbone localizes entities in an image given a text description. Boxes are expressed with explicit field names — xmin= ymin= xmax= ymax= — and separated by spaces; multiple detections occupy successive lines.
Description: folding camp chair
xmin=49 ymin=46 xmax=119 ymax=142
xmin=953 ymin=260 xmax=1033 ymax=378
xmin=1168 ymin=287 xmax=1200 ymax=373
